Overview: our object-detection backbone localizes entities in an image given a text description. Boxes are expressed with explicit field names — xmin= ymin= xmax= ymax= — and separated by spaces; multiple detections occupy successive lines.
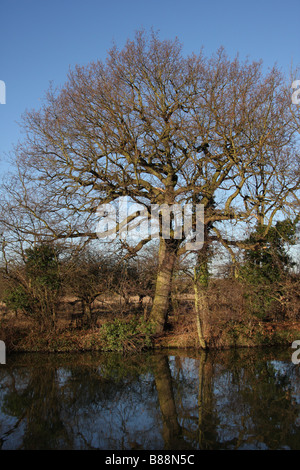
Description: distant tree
xmin=3 ymin=244 xmax=61 ymax=330
xmin=240 ymin=218 xmax=299 ymax=319
xmin=62 ymin=248 xmax=104 ymax=327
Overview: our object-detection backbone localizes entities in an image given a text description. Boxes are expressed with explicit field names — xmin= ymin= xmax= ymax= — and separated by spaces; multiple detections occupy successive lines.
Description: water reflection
xmin=0 ymin=348 xmax=299 ymax=450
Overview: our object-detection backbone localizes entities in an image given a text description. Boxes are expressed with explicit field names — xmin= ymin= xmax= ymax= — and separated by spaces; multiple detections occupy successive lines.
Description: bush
xmin=99 ymin=317 xmax=155 ymax=353
xmin=3 ymin=244 xmax=61 ymax=329
xmin=4 ymin=285 xmax=32 ymax=314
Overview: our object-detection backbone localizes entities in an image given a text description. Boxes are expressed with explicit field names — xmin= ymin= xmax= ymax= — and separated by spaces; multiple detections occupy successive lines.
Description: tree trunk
xmin=82 ymin=299 xmax=93 ymax=327
xmin=51 ymin=303 xmax=57 ymax=331
xmin=148 ymin=237 xmax=179 ymax=334
xmin=194 ymin=243 xmax=209 ymax=349
xmin=194 ymin=281 xmax=208 ymax=349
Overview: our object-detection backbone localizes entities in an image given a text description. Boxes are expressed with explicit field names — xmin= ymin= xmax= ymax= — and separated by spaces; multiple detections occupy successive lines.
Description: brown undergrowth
xmin=0 ymin=281 xmax=299 ymax=353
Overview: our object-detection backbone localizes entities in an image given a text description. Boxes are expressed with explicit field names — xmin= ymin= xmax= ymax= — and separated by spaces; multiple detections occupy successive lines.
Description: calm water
xmin=0 ymin=348 xmax=299 ymax=450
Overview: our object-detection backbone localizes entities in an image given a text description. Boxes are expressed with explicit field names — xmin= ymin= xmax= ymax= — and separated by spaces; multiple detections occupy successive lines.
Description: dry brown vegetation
xmin=1 ymin=273 xmax=299 ymax=353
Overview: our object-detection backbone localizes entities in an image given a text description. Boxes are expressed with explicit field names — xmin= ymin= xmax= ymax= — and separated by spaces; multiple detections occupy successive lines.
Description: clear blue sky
xmin=0 ymin=0 xmax=299 ymax=172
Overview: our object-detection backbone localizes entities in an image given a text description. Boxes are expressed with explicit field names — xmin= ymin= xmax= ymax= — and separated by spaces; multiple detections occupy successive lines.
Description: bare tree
xmin=0 ymin=30 xmax=299 ymax=337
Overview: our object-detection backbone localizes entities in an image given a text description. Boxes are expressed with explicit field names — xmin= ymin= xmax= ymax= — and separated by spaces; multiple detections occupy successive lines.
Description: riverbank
xmin=1 ymin=313 xmax=300 ymax=353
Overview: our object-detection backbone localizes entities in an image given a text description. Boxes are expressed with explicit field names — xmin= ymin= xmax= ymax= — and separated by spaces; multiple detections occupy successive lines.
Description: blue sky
xmin=0 ymin=0 xmax=299 ymax=172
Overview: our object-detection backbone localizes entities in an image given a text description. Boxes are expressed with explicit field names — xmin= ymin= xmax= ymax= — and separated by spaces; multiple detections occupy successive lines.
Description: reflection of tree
xmin=0 ymin=412 xmax=25 ymax=449
xmin=213 ymin=350 xmax=300 ymax=449
xmin=0 ymin=350 xmax=299 ymax=450
xmin=152 ymin=352 xmax=220 ymax=450
xmin=197 ymin=352 xmax=220 ymax=449
xmin=62 ymin=354 xmax=156 ymax=450
xmin=152 ymin=350 xmax=300 ymax=450
xmin=152 ymin=354 xmax=185 ymax=449
xmin=235 ymin=359 xmax=300 ymax=449
xmin=172 ymin=352 xmax=220 ymax=449
xmin=1 ymin=354 xmax=152 ymax=449
xmin=2 ymin=364 xmax=73 ymax=449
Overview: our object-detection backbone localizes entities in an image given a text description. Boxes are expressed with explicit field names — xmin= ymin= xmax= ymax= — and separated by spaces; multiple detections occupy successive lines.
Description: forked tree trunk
xmin=148 ymin=237 xmax=179 ymax=334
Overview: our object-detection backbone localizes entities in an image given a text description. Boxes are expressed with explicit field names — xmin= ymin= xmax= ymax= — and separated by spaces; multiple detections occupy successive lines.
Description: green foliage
xmin=99 ymin=317 xmax=155 ymax=353
xmin=241 ymin=219 xmax=297 ymax=283
xmin=240 ymin=218 xmax=298 ymax=319
xmin=25 ymin=244 xmax=61 ymax=291
xmin=4 ymin=285 xmax=32 ymax=314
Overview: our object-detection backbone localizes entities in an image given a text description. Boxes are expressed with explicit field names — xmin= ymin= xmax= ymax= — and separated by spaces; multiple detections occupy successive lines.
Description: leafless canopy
xmin=0 ymin=30 xmax=299 ymax=257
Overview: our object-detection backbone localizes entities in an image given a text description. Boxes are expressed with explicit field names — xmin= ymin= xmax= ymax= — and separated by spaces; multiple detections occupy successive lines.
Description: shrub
xmin=99 ymin=317 xmax=155 ymax=353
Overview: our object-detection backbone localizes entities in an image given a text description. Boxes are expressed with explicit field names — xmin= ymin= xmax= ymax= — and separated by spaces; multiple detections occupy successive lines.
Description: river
xmin=0 ymin=347 xmax=299 ymax=450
